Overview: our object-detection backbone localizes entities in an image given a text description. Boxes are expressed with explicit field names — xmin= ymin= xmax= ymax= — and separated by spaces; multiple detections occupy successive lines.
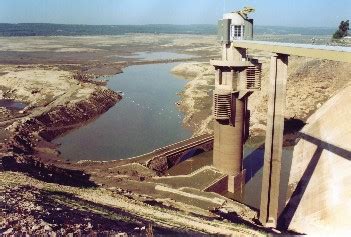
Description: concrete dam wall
xmin=282 ymin=85 xmax=351 ymax=234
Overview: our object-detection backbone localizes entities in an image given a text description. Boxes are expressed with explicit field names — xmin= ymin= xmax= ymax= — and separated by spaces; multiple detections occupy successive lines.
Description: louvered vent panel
xmin=213 ymin=93 xmax=231 ymax=120
xmin=246 ymin=63 xmax=262 ymax=90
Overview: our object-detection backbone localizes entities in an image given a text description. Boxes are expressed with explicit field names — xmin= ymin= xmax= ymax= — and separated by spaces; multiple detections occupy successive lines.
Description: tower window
xmin=230 ymin=25 xmax=245 ymax=40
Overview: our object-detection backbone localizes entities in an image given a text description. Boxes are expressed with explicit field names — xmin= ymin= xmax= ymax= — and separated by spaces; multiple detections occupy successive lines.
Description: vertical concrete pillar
xmin=213 ymin=97 xmax=245 ymax=176
xmin=259 ymin=54 xmax=289 ymax=227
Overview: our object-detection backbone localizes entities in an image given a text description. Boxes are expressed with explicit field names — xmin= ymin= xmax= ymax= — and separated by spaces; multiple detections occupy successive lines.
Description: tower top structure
xmin=218 ymin=7 xmax=254 ymax=44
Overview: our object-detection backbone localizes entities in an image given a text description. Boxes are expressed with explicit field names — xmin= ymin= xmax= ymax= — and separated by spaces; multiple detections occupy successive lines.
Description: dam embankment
xmin=281 ymin=85 xmax=351 ymax=234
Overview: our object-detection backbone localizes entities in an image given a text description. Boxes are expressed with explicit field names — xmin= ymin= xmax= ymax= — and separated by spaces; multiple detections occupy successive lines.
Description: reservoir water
xmin=122 ymin=51 xmax=194 ymax=61
xmin=55 ymin=62 xmax=192 ymax=161
xmin=0 ymin=99 xmax=27 ymax=110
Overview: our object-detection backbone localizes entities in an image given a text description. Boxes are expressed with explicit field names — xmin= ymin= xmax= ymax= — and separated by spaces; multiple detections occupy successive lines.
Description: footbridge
xmin=145 ymin=134 xmax=213 ymax=173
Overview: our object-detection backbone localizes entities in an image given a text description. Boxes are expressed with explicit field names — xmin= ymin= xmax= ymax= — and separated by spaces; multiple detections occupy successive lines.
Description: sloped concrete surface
xmin=282 ymin=85 xmax=351 ymax=235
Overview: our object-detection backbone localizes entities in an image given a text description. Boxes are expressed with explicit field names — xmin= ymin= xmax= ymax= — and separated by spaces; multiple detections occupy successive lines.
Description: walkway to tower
xmin=134 ymin=134 xmax=214 ymax=173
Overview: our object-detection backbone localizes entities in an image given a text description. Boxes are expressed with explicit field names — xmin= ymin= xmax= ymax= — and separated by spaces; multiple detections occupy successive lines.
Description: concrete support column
xmin=259 ymin=54 xmax=289 ymax=227
xmin=213 ymin=97 xmax=245 ymax=176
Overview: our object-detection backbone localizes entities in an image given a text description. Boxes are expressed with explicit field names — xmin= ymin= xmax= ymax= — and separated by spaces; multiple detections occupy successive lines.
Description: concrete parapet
xmin=203 ymin=175 xmax=228 ymax=194
xmin=228 ymin=169 xmax=246 ymax=195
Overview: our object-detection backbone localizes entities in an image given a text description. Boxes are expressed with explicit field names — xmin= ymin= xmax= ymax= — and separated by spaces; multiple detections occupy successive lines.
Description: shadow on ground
xmin=2 ymin=155 xmax=96 ymax=188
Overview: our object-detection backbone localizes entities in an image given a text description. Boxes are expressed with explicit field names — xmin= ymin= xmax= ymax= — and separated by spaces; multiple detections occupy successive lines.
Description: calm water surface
xmin=0 ymin=99 xmax=27 ymax=110
xmin=122 ymin=51 xmax=194 ymax=61
xmin=55 ymin=62 xmax=192 ymax=161
xmin=243 ymin=146 xmax=293 ymax=214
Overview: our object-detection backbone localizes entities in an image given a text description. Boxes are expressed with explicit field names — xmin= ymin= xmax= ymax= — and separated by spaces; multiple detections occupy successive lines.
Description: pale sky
xmin=0 ymin=0 xmax=350 ymax=27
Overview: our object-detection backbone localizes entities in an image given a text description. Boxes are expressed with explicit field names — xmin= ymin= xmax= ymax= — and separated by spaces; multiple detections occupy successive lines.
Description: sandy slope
xmin=171 ymin=62 xmax=215 ymax=136
xmin=1 ymin=171 xmax=265 ymax=236
xmin=0 ymin=65 xmax=75 ymax=106
xmin=0 ymin=65 xmax=116 ymax=130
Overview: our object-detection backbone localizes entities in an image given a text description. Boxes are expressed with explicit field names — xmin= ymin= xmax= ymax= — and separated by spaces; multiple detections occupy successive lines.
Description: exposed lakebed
xmin=55 ymin=60 xmax=192 ymax=161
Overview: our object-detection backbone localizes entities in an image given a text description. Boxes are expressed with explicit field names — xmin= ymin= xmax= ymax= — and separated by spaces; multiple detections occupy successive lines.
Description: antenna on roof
xmin=235 ymin=6 xmax=255 ymax=17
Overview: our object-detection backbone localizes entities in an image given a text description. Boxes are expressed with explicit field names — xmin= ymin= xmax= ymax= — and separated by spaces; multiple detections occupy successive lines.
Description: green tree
xmin=333 ymin=20 xmax=349 ymax=39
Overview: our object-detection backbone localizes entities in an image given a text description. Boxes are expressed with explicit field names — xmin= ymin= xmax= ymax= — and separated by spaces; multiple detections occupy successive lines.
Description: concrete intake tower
xmin=211 ymin=9 xmax=261 ymax=195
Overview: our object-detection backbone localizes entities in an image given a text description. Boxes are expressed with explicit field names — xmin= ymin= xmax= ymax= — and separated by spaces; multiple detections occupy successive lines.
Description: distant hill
xmin=0 ymin=24 xmax=216 ymax=36
xmin=0 ymin=23 xmax=335 ymax=37
xmin=254 ymin=25 xmax=334 ymax=36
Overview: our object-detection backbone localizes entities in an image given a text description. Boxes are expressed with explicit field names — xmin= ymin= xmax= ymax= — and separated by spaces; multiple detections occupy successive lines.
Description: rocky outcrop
xmin=36 ymin=88 xmax=120 ymax=141
xmin=146 ymin=156 xmax=169 ymax=174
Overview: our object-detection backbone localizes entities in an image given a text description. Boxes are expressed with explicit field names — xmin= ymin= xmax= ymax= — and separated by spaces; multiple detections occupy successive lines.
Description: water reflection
xmin=243 ymin=146 xmax=293 ymax=215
